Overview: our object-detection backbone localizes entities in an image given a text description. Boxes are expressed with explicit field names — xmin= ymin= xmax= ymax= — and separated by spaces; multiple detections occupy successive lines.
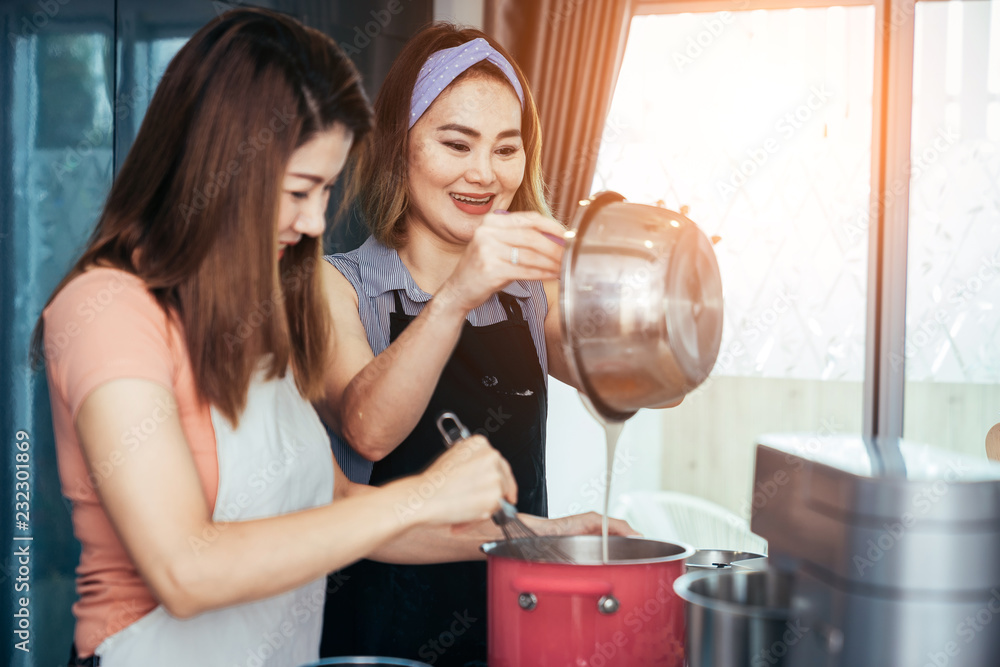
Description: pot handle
xmin=510 ymin=576 xmax=613 ymax=597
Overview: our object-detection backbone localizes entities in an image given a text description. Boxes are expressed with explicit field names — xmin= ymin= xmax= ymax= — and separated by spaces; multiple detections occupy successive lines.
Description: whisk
xmin=436 ymin=412 xmax=574 ymax=563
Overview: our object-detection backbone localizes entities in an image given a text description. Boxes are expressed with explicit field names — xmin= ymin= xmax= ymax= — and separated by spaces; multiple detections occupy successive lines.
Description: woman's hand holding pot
xmin=437 ymin=211 xmax=567 ymax=314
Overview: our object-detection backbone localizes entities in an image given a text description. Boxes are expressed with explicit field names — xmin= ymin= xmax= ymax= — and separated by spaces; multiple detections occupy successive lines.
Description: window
xmin=594 ymin=8 xmax=874 ymax=382
xmin=903 ymin=0 xmax=1000 ymax=454
xmin=551 ymin=0 xmax=997 ymax=520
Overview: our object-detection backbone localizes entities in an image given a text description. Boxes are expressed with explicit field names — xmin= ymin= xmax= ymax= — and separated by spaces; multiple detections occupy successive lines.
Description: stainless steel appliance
xmin=750 ymin=434 xmax=1000 ymax=666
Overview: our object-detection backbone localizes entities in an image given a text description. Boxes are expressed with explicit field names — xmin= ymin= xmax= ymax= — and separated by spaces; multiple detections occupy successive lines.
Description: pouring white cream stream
xmin=579 ymin=392 xmax=627 ymax=564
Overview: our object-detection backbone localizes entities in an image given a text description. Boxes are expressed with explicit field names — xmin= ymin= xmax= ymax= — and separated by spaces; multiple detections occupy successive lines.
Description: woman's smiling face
xmin=404 ymin=73 xmax=525 ymax=245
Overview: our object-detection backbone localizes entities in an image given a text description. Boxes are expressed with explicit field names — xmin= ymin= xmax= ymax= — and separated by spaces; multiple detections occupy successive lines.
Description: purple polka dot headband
xmin=409 ymin=37 xmax=525 ymax=129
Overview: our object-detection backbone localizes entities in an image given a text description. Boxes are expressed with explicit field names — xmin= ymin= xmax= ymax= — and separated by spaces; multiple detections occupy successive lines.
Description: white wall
xmin=546 ymin=378 xmax=664 ymax=519
xmin=433 ymin=0 xmax=484 ymax=28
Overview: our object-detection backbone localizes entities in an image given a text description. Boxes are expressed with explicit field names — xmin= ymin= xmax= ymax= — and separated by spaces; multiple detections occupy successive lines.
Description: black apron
xmin=321 ymin=290 xmax=548 ymax=666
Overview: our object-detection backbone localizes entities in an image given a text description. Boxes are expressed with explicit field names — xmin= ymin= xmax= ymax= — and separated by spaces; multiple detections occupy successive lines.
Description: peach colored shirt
xmin=43 ymin=268 xmax=219 ymax=657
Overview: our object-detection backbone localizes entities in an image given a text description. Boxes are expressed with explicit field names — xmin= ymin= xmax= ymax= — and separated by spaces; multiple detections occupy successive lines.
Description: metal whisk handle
xmin=435 ymin=412 xmax=573 ymax=562
xmin=435 ymin=412 xmax=519 ymax=526
xmin=436 ymin=411 xmax=472 ymax=446
xmin=494 ymin=499 xmax=519 ymax=524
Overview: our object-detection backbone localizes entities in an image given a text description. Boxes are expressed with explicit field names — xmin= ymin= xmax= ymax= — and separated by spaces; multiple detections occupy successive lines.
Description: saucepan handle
xmin=510 ymin=576 xmax=612 ymax=597
xmin=511 ymin=576 xmax=619 ymax=614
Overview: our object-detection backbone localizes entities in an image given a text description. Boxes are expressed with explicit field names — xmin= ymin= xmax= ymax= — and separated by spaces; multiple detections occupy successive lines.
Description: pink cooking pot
xmin=482 ymin=535 xmax=694 ymax=666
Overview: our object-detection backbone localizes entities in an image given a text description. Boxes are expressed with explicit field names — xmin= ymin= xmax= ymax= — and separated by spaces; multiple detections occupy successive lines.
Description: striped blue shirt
xmin=325 ymin=236 xmax=549 ymax=483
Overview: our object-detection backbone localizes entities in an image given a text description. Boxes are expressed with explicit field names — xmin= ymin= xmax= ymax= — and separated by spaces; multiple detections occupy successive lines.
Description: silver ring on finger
xmin=510 ymin=246 xmax=519 ymax=265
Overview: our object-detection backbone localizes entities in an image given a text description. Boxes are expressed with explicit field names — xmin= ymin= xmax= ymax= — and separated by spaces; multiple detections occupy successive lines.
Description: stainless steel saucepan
xmin=560 ymin=191 xmax=724 ymax=421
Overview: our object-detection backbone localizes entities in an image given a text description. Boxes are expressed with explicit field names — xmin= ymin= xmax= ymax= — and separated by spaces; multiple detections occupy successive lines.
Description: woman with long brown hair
xmin=318 ymin=22 xmax=636 ymax=665
xmin=33 ymin=9 xmax=518 ymax=666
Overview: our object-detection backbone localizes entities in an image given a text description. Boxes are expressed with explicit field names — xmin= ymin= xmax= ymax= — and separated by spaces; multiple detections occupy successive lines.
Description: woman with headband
xmin=34 ymin=10 xmax=519 ymax=666
xmin=318 ymin=23 xmax=635 ymax=665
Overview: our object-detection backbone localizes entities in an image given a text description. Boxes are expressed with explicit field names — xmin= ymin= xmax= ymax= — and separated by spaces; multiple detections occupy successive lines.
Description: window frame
xmin=633 ymin=0 xmax=927 ymax=449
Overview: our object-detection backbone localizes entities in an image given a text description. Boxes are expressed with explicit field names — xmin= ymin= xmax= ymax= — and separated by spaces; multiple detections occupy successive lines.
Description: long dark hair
xmin=32 ymin=8 xmax=373 ymax=424
xmin=343 ymin=22 xmax=550 ymax=249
